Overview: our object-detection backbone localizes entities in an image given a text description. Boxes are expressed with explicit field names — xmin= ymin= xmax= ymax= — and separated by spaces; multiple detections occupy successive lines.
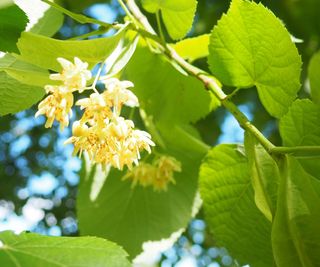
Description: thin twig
xmin=155 ymin=11 xmax=165 ymax=42
xmin=91 ymin=63 xmax=105 ymax=93
xmin=117 ymin=0 xmax=140 ymax=28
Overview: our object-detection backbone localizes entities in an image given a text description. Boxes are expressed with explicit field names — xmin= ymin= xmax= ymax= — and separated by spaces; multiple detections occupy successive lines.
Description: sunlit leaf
xmin=279 ymin=99 xmax=320 ymax=179
xmin=208 ymin=0 xmax=301 ymax=118
xmin=0 ymin=231 xmax=130 ymax=267
xmin=199 ymin=144 xmax=273 ymax=267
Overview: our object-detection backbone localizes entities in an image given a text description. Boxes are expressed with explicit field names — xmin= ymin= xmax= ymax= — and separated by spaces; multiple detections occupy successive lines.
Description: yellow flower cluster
xmin=35 ymin=57 xmax=92 ymax=130
xmin=123 ymin=156 xmax=182 ymax=192
xmin=36 ymin=57 xmax=155 ymax=171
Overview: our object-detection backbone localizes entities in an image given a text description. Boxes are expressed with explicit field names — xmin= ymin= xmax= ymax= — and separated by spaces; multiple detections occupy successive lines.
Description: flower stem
xmin=156 ymin=11 xmax=165 ymax=42
xmin=117 ymin=0 xmax=139 ymax=28
xmin=91 ymin=63 xmax=105 ymax=93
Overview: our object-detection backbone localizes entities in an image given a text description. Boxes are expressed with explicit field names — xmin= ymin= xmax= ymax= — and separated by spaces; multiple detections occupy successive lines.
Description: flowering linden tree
xmin=0 ymin=0 xmax=320 ymax=266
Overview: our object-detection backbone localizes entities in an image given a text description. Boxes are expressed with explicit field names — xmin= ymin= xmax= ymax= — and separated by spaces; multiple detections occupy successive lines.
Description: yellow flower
xmin=128 ymin=130 xmax=155 ymax=154
xmin=109 ymin=148 xmax=138 ymax=170
xmin=102 ymin=78 xmax=139 ymax=115
xmin=105 ymin=117 xmax=155 ymax=170
xmin=76 ymin=93 xmax=112 ymax=126
xmin=35 ymin=85 xmax=73 ymax=130
xmin=152 ymin=175 xmax=175 ymax=192
xmin=152 ymin=156 xmax=181 ymax=192
xmin=122 ymin=163 xmax=156 ymax=188
xmin=155 ymin=156 xmax=182 ymax=177
xmin=123 ymin=155 xmax=181 ymax=192
xmin=65 ymin=115 xmax=155 ymax=170
xmin=107 ymin=116 xmax=135 ymax=139
xmin=64 ymin=121 xmax=91 ymax=156
xmin=37 ymin=58 xmax=156 ymax=171
xmin=50 ymin=57 xmax=92 ymax=92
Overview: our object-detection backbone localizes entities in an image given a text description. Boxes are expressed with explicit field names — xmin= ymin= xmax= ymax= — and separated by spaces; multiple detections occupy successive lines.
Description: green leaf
xmin=279 ymin=99 xmax=320 ymax=147
xmin=208 ymin=0 xmax=301 ymax=118
xmin=123 ymin=45 xmax=218 ymax=124
xmin=244 ymin=132 xmax=279 ymax=222
xmin=279 ymin=99 xmax=320 ymax=179
xmin=0 ymin=3 xmax=28 ymax=53
xmin=142 ymin=0 xmax=197 ymax=40
xmin=0 ymin=54 xmax=51 ymax=87
xmin=17 ymin=28 xmax=125 ymax=71
xmin=171 ymin=34 xmax=209 ymax=62
xmin=30 ymin=7 xmax=64 ymax=37
xmin=199 ymin=144 xmax=273 ymax=267
xmin=0 ymin=71 xmax=44 ymax=116
xmin=308 ymin=50 xmax=320 ymax=104
xmin=0 ymin=231 xmax=130 ymax=267
xmin=272 ymin=156 xmax=320 ymax=267
xmin=77 ymin=124 xmax=207 ymax=257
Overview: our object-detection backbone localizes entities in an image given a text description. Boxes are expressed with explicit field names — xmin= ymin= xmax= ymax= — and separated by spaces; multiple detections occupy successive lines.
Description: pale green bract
xmin=208 ymin=0 xmax=302 ymax=118
xmin=0 ymin=231 xmax=130 ymax=267
xmin=244 ymin=131 xmax=279 ymax=222
xmin=17 ymin=29 xmax=125 ymax=71
xmin=199 ymin=144 xmax=273 ymax=267
xmin=141 ymin=0 xmax=197 ymax=40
